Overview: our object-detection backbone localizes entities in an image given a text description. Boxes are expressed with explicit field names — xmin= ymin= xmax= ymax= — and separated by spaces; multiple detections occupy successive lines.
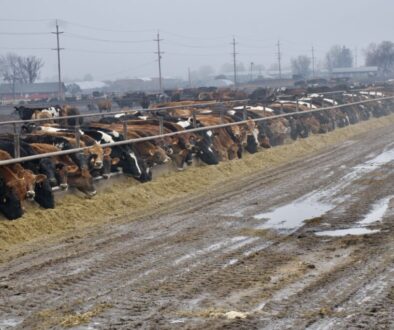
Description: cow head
xmin=37 ymin=158 xmax=58 ymax=187
xmin=34 ymin=178 xmax=55 ymax=209
xmin=85 ymin=144 xmax=105 ymax=170
xmin=0 ymin=177 xmax=23 ymax=220
xmin=67 ymin=166 xmax=96 ymax=197
xmin=55 ymin=163 xmax=68 ymax=190
xmin=194 ymin=130 xmax=219 ymax=165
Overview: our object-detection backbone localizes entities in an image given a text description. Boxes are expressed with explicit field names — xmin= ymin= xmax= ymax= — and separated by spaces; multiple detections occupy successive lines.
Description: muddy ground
xmin=0 ymin=116 xmax=394 ymax=329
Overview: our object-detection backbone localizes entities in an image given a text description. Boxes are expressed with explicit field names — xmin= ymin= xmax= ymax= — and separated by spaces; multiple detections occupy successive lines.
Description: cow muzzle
xmin=26 ymin=190 xmax=35 ymax=200
xmin=60 ymin=183 xmax=69 ymax=190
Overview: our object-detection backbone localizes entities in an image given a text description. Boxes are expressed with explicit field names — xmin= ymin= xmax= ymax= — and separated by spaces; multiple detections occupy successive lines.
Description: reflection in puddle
xmin=254 ymin=197 xmax=333 ymax=231
xmin=315 ymin=228 xmax=380 ymax=237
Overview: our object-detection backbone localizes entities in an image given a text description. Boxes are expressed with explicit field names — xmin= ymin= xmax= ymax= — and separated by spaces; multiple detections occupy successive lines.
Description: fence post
xmin=296 ymin=100 xmax=299 ymax=112
xmin=13 ymin=124 xmax=20 ymax=158
xmin=280 ymin=103 xmax=284 ymax=114
xmin=159 ymin=116 xmax=164 ymax=135
xmin=220 ymin=109 xmax=224 ymax=123
xmin=75 ymin=125 xmax=81 ymax=148
xmin=192 ymin=110 xmax=197 ymax=128
xmin=243 ymin=105 xmax=247 ymax=120
xmin=123 ymin=120 xmax=128 ymax=138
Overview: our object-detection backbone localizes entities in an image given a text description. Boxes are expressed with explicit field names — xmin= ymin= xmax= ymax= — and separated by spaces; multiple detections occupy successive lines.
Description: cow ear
xmin=111 ymin=157 xmax=120 ymax=165
xmin=67 ymin=165 xmax=79 ymax=174
xmin=35 ymin=174 xmax=47 ymax=183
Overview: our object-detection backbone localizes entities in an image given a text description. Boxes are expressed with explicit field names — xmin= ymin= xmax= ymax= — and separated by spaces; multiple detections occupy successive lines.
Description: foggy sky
xmin=1 ymin=0 xmax=393 ymax=82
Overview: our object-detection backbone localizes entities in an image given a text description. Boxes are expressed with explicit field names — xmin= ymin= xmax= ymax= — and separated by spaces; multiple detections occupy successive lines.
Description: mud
xmin=0 ymin=114 xmax=394 ymax=329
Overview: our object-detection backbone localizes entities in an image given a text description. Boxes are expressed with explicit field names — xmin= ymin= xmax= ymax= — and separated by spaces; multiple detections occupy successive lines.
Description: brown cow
xmin=0 ymin=150 xmax=46 ymax=202
xmin=97 ymin=99 xmax=112 ymax=113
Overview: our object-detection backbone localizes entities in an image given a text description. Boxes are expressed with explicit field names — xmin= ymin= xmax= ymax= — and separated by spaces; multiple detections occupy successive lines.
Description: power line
xmin=60 ymin=20 xmax=155 ymax=33
xmin=154 ymin=32 xmax=164 ymax=92
xmin=52 ymin=20 xmax=64 ymax=101
xmin=64 ymin=32 xmax=152 ymax=44
xmin=66 ymin=48 xmax=152 ymax=55
xmin=0 ymin=32 xmax=50 ymax=35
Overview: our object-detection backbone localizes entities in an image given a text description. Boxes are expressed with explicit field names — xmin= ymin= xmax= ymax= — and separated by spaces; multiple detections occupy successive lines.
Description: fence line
xmin=0 ymin=95 xmax=392 ymax=167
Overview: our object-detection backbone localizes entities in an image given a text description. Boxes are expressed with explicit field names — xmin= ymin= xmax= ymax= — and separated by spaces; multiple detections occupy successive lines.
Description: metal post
xmin=280 ymin=103 xmax=284 ymax=114
xmin=75 ymin=125 xmax=81 ymax=148
xmin=159 ymin=116 xmax=164 ymax=135
xmin=123 ymin=120 xmax=128 ymax=138
xmin=192 ymin=111 xmax=197 ymax=128
xmin=296 ymin=100 xmax=299 ymax=112
xmin=220 ymin=109 xmax=224 ymax=123
xmin=243 ymin=105 xmax=247 ymax=120
xmin=13 ymin=124 xmax=20 ymax=158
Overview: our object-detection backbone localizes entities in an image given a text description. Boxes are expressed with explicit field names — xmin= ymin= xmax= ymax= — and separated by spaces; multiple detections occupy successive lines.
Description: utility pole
xmin=250 ymin=62 xmax=254 ymax=82
xmin=52 ymin=19 xmax=64 ymax=101
xmin=188 ymin=67 xmax=192 ymax=88
xmin=277 ymin=40 xmax=282 ymax=80
xmin=232 ymin=37 xmax=238 ymax=86
xmin=311 ymin=45 xmax=316 ymax=78
xmin=154 ymin=31 xmax=163 ymax=93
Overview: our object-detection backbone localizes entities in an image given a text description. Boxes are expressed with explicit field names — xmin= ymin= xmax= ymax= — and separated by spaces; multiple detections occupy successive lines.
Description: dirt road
xmin=0 ymin=122 xmax=394 ymax=329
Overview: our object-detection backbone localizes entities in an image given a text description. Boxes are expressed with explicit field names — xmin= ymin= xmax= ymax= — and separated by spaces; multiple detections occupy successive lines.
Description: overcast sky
xmin=1 ymin=0 xmax=392 ymax=82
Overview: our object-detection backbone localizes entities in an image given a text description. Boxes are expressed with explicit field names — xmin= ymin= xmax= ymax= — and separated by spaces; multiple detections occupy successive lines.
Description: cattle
xmin=29 ymin=143 xmax=70 ymax=190
xmin=22 ymin=135 xmax=97 ymax=197
xmin=15 ymin=105 xmax=61 ymax=121
xmin=0 ymin=149 xmax=47 ymax=213
xmin=81 ymin=127 xmax=152 ymax=182
xmin=96 ymin=99 xmax=112 ymax=113
xmin=0 ymin=139 xmax=55 ymax=208
xmin=89 ymin=122 xmax=171 ymax=167
xmin=0 ymin=176 xmax=23 ymax=220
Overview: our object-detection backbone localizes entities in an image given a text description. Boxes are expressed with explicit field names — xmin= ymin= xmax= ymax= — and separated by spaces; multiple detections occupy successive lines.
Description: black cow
xmin=14 ymin=105 xmax=61 ymax=120
xmin=81 ymin=127 xmax=152 ymax=182
xmin=0 ymin=177 xmax=24 ymax=220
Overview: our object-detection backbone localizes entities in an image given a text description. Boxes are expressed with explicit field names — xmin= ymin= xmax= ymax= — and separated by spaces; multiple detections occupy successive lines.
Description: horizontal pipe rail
xmin=1 ymin=99 xmax=249 ymax=127
xmin=0 ymin=96 xmax=392 ymax=167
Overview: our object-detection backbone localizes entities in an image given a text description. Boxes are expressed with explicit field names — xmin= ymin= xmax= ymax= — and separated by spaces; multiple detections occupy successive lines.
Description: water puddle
xmin=359 ymin=196 xmax=392 ymax=225
xmin=315 ymin=227 xmax=380 ymax=237
xmin=316 ymin=195 xmax=392 ymax=237
xmin=254 ymin=196 xmax=333 ymax=231
xmin=253 ymin=147 xmax=394 ymax=233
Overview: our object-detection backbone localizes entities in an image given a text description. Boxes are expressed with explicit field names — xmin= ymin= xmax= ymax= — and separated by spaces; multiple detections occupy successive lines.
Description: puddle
xmin=359 ymin=196 xmax=392 ymax=225
xmin=316 ymin=195 xmax=392 ymax=237
xmin=253 ymin=147 xmax=394 ymax=233
xmin=254 ymin=197 xmax=333 ymax=231
xmin=315 ymin=228 xmax=380 ymax=237
xmin=0 ymin=318 xmax=23 ymax=328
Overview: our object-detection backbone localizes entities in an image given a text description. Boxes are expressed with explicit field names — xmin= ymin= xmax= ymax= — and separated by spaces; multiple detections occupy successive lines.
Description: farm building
xmin=0 ymin=82 xmax=64 ymax=103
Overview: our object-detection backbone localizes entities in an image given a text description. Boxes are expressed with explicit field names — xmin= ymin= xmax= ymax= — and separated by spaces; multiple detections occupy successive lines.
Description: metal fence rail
xmin=0 ymin=95 xmax=392 ymax=167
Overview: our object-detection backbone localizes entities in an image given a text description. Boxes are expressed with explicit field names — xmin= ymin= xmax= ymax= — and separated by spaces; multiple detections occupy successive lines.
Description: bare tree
xmin=325 ymin=45 xmax=353 ymax=70
xmin=365 ymin=41 xmax=394 ymax=76
xmin=0 ymin=53 xmax=44 ymax=84
xmin=291 ymin=55 xmax=311 ymax=78
xmin=21 ymin=56 xmax=44 ymax=83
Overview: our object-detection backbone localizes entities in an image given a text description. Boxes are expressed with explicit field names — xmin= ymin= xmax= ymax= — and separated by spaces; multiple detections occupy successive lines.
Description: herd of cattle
xmin=0 ymin=87 xmax=393 ymax=220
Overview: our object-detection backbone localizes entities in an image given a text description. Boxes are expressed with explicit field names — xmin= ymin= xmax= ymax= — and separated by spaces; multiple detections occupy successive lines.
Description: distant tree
xmin=365 ymin=41 xmax=394 ymax=75
xmin=66 ymin=83 xmax=82 ymax=95
xmin=0 ymin=53 xmax=43 ymax=84
xmin=325 ymin=45 xmax=353 ymax=70
xmin=291 ymin=55 xmax=311 ymax=78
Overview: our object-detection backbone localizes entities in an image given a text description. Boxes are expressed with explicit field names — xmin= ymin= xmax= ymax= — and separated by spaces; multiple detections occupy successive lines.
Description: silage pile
xmin=1 ymin=114 xmax=394 ymax=257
